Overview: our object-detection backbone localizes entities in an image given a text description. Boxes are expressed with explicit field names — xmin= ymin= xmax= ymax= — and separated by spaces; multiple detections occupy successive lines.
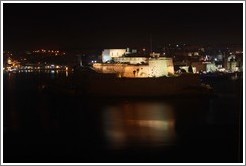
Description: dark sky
xmin=3 ymin=3 xmax=243 ymax=50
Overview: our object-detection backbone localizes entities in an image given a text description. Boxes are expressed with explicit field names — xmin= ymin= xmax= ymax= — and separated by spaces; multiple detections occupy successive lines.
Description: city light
xmin=2 ymin=3 xmax=243 ymax=164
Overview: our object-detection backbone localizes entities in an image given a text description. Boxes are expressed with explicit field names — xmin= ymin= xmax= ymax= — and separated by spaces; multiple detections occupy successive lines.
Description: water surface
xmin=3 ymin=72 xmax=243 ymax=163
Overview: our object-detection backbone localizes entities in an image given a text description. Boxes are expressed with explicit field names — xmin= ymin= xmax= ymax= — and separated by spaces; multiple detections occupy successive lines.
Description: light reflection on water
xmin=103 ymin=101 xmax=176 ymax=149
xmin=3 ymin=72 xmax=242 ymax=162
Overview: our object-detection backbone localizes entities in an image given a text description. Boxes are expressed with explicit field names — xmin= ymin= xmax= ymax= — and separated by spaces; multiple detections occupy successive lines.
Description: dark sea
xmin=3 ymin=71 xmax=243 ymax=163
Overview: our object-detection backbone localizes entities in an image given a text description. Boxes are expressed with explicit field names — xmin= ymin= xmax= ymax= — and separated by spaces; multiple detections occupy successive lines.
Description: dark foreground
xmin=3 ymin=72 xmax=243 ymax=163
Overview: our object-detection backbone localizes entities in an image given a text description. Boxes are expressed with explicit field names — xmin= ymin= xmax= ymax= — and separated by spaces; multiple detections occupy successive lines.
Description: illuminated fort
xmin=93 ymin=49 xmax=174 ymax=78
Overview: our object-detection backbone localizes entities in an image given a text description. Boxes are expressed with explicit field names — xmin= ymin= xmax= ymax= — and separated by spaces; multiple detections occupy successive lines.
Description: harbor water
xmin=3 ymin=71 xmax=243 ymax=163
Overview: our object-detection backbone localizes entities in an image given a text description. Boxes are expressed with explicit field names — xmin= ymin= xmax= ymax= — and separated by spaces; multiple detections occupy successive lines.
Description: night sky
xmin=3 ymin=3 xmax=243 ymax=50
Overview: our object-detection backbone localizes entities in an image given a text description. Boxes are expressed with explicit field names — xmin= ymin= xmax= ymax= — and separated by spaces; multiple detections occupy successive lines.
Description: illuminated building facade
xmin=93 ymin=49 xmax=175 ymax=78
xmin=226 ymin=55 xmax=239 ymax=72
xmin=102 ymin=49 xmax=127 ymax=62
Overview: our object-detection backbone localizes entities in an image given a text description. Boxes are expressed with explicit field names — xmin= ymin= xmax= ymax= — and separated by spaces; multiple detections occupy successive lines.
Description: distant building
xmin=227 ymin=61 xmax=238 ymax=72
xmin=191 ymin=62 xmax=206 ymax=72
xmin=102 ymin=49 xmax=127 ymax=62
xmin=113 ymin=57 xmax=148 ymax=64
xmin=206 ymin=63 xmax=218 ymax=72
xmin=93 ymin=49 xmax=174 ymax=78
xmin=226 ymin=54 xmax=240 ymax=72
xmin=191 ymin=61 xmax=218 ymax=73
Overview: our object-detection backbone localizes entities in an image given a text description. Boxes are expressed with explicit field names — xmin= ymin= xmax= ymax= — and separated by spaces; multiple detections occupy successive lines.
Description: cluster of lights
xmin=43 ymin=64 xmax=69 ymax=70
xmin=32 ymin=49 xmax=66 ymax=55
xmin=235 ymin=51 xmax=243 ymax=54
xmin=4 ymin=64 xmax=69 ymax=72
xmin=167 ymin=43 xmax=186 ymax=47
